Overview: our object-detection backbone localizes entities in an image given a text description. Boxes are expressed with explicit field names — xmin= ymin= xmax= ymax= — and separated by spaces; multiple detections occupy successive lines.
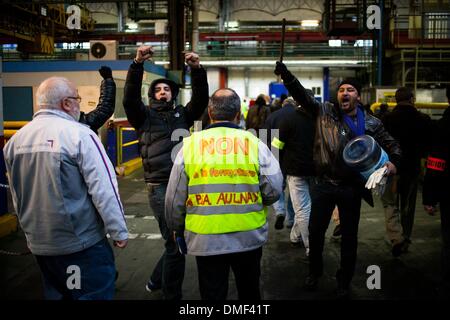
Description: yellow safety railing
xmin=115 ymin=124 xmax=141 ymax=176
xmin=370 ymin=102 xmax=448 ymax=113
xmin=116 ymin=126 xmax=139 ymax=165
xmin=4 ymin=121 xmax=29 ymax=128
xmin=3 ymin=121 xmax=29 ymax=141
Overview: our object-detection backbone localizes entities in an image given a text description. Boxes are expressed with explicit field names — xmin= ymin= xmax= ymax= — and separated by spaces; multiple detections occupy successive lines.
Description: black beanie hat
xmin=338 ymin=78 xmax=362 ymax=96
xmin=395 ymin=87 xmax=414 ymax=103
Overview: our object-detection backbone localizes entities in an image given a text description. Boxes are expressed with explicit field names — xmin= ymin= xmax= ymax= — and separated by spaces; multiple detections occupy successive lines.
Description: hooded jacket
xmin=123 ymin=61 xmax=209 ymax=183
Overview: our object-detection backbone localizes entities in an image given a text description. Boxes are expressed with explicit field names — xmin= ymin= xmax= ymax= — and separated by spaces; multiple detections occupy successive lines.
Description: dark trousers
xmin=147 ymin=183 xmax=185 ymax=300
xmin=308 ymin=180 xmax=362 ymax=287
xmin=398 ymin=174 xmax=419 ymax=240
xmin=35 ymin=238 xmax=116 ymax=300
xmin=195 ymin=247 xmax=263 ymax=300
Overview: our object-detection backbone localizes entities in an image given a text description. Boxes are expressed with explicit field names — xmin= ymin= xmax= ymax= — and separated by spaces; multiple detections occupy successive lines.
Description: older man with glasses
xmin=3 ymin=76 xmax=128 ymax=300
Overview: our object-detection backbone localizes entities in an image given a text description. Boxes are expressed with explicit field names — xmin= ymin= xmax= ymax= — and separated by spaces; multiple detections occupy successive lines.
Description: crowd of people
xmin=3 ymin=46 xmax=450 ymax=300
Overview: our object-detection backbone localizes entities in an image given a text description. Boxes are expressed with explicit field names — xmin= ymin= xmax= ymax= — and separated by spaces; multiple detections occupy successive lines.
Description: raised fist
xmin=135 ymin=45 xmax=154 ymax=64
xmin=274 ymin=61 xmax=288 ymax=76
xmin=274 ymin=61 xmax=294 ymax=82
xmin=99 ymin=66 xmax=112 ymax=79
xmin=185 ymin=52 xmax=200 ymax=68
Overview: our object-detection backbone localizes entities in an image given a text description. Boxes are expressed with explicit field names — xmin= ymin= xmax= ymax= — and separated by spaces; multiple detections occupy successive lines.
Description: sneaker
xmin=290 ymin=240 xmax=304 ymax=248
xmin=145 ymin=280 xmax=161 ymax=293
xmin=274 ymin=214 xmax=285 ymax=230
xmin=304 ymin=275 xmax=319 ymax=291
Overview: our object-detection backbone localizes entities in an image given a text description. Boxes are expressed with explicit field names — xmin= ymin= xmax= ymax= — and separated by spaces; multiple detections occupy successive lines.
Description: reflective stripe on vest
xmin=183 ymin=126 xmax=265 ymax=234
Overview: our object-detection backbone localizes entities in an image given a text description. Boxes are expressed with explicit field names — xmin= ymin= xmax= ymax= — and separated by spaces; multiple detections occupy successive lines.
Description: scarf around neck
xmin=343 ymin=106 xmax=365 ymax=137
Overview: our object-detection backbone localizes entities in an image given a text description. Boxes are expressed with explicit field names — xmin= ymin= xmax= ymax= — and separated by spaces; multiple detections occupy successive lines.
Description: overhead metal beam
xmin=168 ymin=0 xmax=185 ymax=73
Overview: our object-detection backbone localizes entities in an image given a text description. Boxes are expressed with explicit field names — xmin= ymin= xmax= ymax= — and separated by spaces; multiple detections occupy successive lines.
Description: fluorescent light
xmin=127 ymin=22 xmax=138 ymax=30
xmin=354 ymin=40 xmax=373 ymax=47
xmin=301 ymin=20 xmax=319 ymax=27
xmin=328 ymin=40 xmax=342 ymax=47
xmin=225 ymin=21 xmax=239 ymax=29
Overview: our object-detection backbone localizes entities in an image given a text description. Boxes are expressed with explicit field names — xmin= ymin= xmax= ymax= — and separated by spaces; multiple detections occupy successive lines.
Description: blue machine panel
xmin=269 ymin=82 xmax=288 ymax=99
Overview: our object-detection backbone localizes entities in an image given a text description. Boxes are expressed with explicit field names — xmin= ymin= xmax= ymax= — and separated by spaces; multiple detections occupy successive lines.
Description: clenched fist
xmin=185 ymin=52 xmax=200 ymax=68
xmin=99 ymin=66 xmax=112 ymax=79
xmin=135 ymin=45 xmax=154 ymax=64
xmin=274 ymin=61 xmax=295 ymax=83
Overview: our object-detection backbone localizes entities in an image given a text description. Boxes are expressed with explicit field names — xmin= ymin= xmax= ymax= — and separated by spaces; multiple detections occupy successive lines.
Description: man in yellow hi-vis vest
xmin=165 ymin=88 xmax=283 ymax=300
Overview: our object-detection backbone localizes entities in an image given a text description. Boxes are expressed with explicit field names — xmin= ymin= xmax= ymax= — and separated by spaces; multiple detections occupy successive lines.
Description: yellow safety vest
xmin=183 ymin=126 xmax=266 ymax=234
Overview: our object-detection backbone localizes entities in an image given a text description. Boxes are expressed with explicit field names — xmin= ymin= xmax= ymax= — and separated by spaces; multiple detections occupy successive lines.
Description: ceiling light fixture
xmin=301 ymin=20 xmax=319 ymax=27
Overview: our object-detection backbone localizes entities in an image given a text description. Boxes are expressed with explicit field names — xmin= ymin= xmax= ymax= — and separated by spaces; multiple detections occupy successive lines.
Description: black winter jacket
xmin=423 ymin=108 xmax=449 ymax=206
xmin=263 ymin=104 xmax=315 ymax=177
xmin=123 ymin=62 xmax=209 ymax=183
xmin=79 ymin=78 xmax=116 ymax=133
xmin=382 ymin=101 xmax=433 ymax=175
xmin=284 ymin=77 xmax=402 ymax=205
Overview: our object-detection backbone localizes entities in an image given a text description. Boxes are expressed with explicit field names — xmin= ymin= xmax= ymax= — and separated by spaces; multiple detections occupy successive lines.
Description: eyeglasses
xmin=66 ymin=96 xmax=82 ymax=103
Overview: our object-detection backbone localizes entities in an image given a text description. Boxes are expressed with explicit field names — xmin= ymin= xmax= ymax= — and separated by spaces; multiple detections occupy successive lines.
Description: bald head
xmin=36 ymin=77 xmax=80 ymax=121
xmin=208 ymin=88 xmax=241 ymax=122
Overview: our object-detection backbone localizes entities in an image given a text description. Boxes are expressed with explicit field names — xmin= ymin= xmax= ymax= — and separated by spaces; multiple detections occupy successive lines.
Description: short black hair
xmin=208 ymin=88 xmax=241 ymax=121
xmin=395 ymin=87 xmax=414 ymax=103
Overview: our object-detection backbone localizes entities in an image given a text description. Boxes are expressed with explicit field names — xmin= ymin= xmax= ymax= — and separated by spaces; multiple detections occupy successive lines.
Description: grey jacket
xmin=165 ymin=122 xmax=283 ymax=256
xmin=3 ymin=109 xmax=128 ymax=256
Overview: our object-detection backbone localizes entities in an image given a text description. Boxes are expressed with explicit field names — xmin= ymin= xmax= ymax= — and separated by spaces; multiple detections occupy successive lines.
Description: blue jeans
xmin=287 ymin=175 xmax=311 ymax=248
xmin=147 ymin=183 xmax=185 ymax=300
xmin=35 ymin=238 xmax=116 ymax=300
xmin=272 ymin=179 xmax=295 ymax=225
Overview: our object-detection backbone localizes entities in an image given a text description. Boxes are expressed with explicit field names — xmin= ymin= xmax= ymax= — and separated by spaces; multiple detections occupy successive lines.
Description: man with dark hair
xmin=274 ymin=61 xmax=401 ymax=298
xmin=123 ymin=45 xmax=209 ymax=300
xmin=381 ymin=87 xmax=433 ymax=256
xmin=165 ymin=88 xmax=282 ymax=300
xmin=268 ymin=97 xmax=315 ymax=256
xmin=263 ymin=98 xmax=298 ymax=230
